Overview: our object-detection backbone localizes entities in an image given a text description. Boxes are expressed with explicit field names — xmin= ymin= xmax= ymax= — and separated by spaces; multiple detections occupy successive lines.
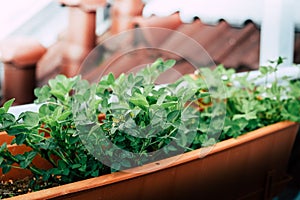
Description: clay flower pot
xmin=1 ymin=121 xmax=298 ymax=200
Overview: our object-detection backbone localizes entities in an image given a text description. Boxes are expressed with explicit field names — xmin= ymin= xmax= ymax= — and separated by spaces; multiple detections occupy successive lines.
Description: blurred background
xmin=0 ymin=0 xmax=299 ymax=105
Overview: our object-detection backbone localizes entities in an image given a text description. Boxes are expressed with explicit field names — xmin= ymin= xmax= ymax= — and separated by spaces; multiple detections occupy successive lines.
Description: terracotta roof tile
xmin=36 ymin=13 xmax=300 ymax=85
xmin=189 ymin=21 xmax=230 ymax=49
xmin=222 ymin=29 xmax=260 ymax=71
xmin=129 ymin=15 xmax=300 ymax=72
xmin=148 ymin=20 xmax=203 ymax=62
xmin=83 ymin=48 xmax=160 ymax=83
xmin=133 ymin=13 xmax=182 ymax=47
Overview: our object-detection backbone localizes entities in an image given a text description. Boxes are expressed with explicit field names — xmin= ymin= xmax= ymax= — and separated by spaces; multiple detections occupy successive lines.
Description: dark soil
xmin=0 ymin=177 xmax=59 ymax=199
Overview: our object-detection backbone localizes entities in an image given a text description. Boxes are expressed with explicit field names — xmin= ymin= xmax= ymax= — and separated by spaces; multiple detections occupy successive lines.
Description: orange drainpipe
xmin=0 ymin=37 xmax=46 ymax=105
xmin=59 ymin=0 xmax=106 ymax=77
xmin=110 ymin=0 xmax=144 ymax=34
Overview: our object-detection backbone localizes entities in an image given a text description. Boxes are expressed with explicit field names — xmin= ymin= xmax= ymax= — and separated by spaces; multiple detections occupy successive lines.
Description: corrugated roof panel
xmin=222 ymin=31 xmax=260 ymax=71
xmin=143 ymin=0 xmax=300 ymax=29
xmin=131 ymin=14 xmax=300 ymax=71
xmin=143 ymin=0 xmax=264 ymax=26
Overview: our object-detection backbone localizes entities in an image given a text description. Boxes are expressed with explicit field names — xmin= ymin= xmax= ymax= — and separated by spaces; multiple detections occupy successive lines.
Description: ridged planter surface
xmin=1 ymin=121 xmax=298 ymax=200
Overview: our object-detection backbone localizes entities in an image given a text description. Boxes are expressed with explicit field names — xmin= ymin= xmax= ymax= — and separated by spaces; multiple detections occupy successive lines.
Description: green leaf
xmin=15 ymin=154 xmax=25 ymax=161
xmin=121 ymin=159 xmax=131 ymax=168
xmin=167 ymin=145 xmax=177 ymax=151
xmin=49 ymin=74 xmax=68 ymax=90
xmin=50 ymin=90 xmax=66 ymax=102
xmin=150 ymin=58 xmax=163 ymax=70
xmin=69 ymin=136 xmax=80 ymax=145
xmin=71 ymin=164 xmax=81 ymax=169
xmin=34 ymin=86 xmax=51 ymax=103
xmin=2 ymin=165 xmax=11 ymax=174
xmin=58 ymin=160 xmax=67 ymax=169
xmin=167 ymin=110 xmax=180 ymax=122
xmin=53 ymin=106 xmax=63 ymax=120
xmin=129 ymin=93 xmax=149 ymax=110
xmin=156 ymin=92 xmax=167 ymax=105
xmin=19 ymin=111 xmax=39 ymax=128
xmin=91 ymin=170 xmax=99 ymax=177
xmin=57 ymin=110 xmax=72 ymax=121
xmin=2 ymin=98 xmax=15 ymax=113
xmin=259 ymin=66 xmax=268 ymax=75
xmin=51 ymin=168 xmax=62 ymax=175
xmin=62 ymin=168 xmax=70 ymax=176
xmin=0 ymin=113 xmax=16 ymax=129
xmin=276 ymin=56 xmax=284 ymax=65
xmin=202 ymin=138 xmax=216 ymax=147
xmin=15 ymin=133 xmax=27 ymax=145
xmin=20 ymin=151 xmax=37 ymax=168
xmin=233 ymin=111 xmax=256 ymax=121
xmin=180 ymin=133 xmax=188 ymax=146
xmin=107 ymin=73 xmax=115 ymax=85
xmin=111 ymin=162 xmax=121 ymax=171
xmin=234 ymin=118 xmax=248 ymax=130
xmin=164 ymin=59 xmax=176 ymax=68
xmin=0 ymin=143 xmax=7 ymax=152
xmin=161 ymin=101 xmax=178 ymax=109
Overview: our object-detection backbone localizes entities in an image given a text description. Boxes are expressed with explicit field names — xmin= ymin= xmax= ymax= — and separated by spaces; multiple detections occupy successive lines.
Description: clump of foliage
xmin=216 ymin=57 xmax=300 ymax=140
xmin=0 ymin=76 xmax=110 ymax=190
xmin=0 ymin=57 xmax=299 ymax=193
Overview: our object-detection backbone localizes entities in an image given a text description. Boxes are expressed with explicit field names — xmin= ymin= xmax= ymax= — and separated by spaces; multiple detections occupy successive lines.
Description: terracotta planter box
xmin=1 ymin=121 xmax=299 ymax=199
xmin=0 ymin=132 xmax=15 ymax=145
